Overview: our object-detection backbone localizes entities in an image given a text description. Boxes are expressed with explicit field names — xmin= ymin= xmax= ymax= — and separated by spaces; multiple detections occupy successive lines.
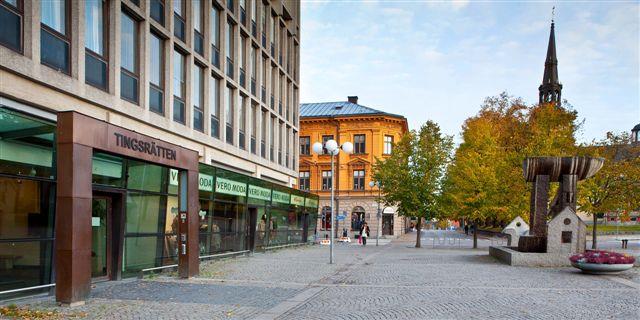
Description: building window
xmin=210 ymin=6 xmax=220 ymax=67
xmin=239 ymin=36 xmax=246 ymax=87
xmin=225 ymin=20 xmax=234 ymax=78
xmin=239 ymin=0 xmax=246 ymax=25
xmin=250 ymin=0 xmax=257 ymax=36
xmin=149 ymin=32 xmax=164 ymax=114
xmin=354 ymin=134 xmax=365 ymax=154
xmin=250 ymin=46 xmax=257 ymax=95
xmin=261 ymin=110 xmax=267 ymax=158
xmin=322 ymin=135 xmax=333 ymax=154
xmin=299 ymin=136 xmax=310 ymax=155
xmin=40 ymin=0 xmax=70 ymax=74
xmin=299 ymin=171 xmax=310 ymax=191
xmin=322 ymin=171 xmax=332 ymax=190
xmin=250 ymin=104 xmax=257 ymax=154
xmin=353 ymin=170 xmax=365 ymax=190
xmin=85 ymin=0 xmax=108 ymax=89
xmin=225 ymin=85 xmax=234 ymax=145
xmin=321 ymin=206 xmax=331 ymax=230
xmin=120 ymin=11 xmax=138 ymax=103
xmin=351 ymin=207 xmax=365 ymax=231
xmin=150 ymin=0 xmax=164 ymax=25
xmin=210 ymin=75 xmax=220 ymax=138
xmin=0 ymin=0 xmax=23 ymax=53
xmin=193 ymin=0 xmax=203 ymax=55
xmin=173 ymin=0 xmax=185 ymax=41
xmin=192 ymin=64 xmax=204 ymax=132
xmin=270 ymin=116 xmax=276 ymax=161
xmin=238 ymin=95 xmax=246 ymax=150
xmin=384 ymin=135 xmax=394 ymax=154
xmin=261 ymin=3 xmax=267 ymax=46
xmin=172 ymin=49 xmax=185 ymax=124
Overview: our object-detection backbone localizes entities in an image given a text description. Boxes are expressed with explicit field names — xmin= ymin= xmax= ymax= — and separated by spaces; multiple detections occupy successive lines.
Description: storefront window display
xmin=0 ymin=107 xmax=56 ymax=297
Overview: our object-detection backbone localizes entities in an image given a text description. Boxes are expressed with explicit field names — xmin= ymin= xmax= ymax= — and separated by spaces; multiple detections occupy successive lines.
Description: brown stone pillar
xmin=178 ymin=169 xmax=199 ymax=278
xmin=530 ymin=174 xmax=549 ymax=238
xmin=55 ymin=125 xmax=93 ymax=304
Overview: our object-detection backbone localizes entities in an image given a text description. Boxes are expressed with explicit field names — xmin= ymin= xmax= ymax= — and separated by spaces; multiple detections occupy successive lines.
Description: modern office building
xmin=298 ymin=96 xmax=410 ymax=240
xmin=0 ymin=0 xmax=315 ymax=304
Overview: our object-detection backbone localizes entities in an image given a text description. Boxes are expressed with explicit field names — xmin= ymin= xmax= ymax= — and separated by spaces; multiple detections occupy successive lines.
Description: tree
xmin=440 ymin=93 xmax=580 ymax=248
xmin=577 ymin=132 xmax=640 ymax=249
xmin=372 ymin=121 xmax=453 ymax=248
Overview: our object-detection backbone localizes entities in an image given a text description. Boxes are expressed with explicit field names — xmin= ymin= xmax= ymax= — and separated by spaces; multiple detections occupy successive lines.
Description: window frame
xmin=40 ymin=0 xmax=71 ymax=75
xmin=354 ymin=134 xmax=366 ymax=154
xmin=148 ymin=30 xmax=165 ymax=115
xmin=321 ymin=170 xmax=332 ymax=190
xmin=120 ymin=10 xmax=139 ymax=104
xmin=209 ymin=74 xmax=220 ymax=138
xmin=192 ymin=63 xmax=204 ymax=132
xmin=172 ymin=48 xmax=186 ymax=124
xmin=0 ymin=0 xmax=23 ymax=53
xmin=321 ymin=135 xmax=333 ymax=155
xmin=353 ymin=169 xmax=365 ymax=190
xmin=384 ymin=135 xmax=394 ymax=155
xmin=299 ymin=171 xmax=310 ymax=191
xmin=299 ymin=136 xmax=310 ymax=155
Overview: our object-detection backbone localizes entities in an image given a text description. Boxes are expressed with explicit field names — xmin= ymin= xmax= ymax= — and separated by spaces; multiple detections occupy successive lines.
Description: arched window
xmin=351 ymin=206 xmax=366 ymax=230
xmin=321 ymin=206 xmax=331 ymax=230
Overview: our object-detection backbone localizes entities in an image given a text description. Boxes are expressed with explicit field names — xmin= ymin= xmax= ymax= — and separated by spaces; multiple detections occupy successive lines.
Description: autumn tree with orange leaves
xmin=440 ymin=92 xmax=580 ymax=248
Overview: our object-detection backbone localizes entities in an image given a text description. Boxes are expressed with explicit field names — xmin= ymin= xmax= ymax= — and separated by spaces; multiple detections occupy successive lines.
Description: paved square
xmin=9 ymin=232 xmax=639 ymax=319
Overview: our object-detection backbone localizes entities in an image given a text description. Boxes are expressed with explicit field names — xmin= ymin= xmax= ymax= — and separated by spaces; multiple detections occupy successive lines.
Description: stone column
xmin=55 ymin=119 xmax=93 ymax=305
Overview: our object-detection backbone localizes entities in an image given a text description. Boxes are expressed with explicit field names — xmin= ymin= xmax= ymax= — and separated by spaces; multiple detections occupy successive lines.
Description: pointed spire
xmin=539 ymin=8 xmax=562 ymax=107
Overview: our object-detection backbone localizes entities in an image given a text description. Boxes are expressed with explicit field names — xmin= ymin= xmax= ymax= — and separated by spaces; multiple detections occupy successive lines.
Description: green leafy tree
xmin=372 ymin=121 xmax=453 ymax=248
xmin=577 ymin=132 xmax=640 ymax=248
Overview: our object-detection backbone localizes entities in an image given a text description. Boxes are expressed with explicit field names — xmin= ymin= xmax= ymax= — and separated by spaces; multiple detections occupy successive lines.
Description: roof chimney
xmin=347 ymin=96 xmax=358 ymax=104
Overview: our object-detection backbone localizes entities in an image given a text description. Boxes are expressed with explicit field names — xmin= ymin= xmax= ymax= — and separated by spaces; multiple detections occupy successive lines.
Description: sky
xmin=299 ymin=0 xmax=640 ymax=143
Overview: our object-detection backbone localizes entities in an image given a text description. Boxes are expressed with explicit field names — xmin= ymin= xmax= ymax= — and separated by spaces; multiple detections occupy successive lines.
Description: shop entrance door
xmin=91 ymin=195 xmax=112 ymax=280
xmin=246 ymin=208 xmax=258 ymax=251
xmin=301 ymin=213 xmax=310 ymax=242
xmin=382 ymin=214 xmax=394 ymax=236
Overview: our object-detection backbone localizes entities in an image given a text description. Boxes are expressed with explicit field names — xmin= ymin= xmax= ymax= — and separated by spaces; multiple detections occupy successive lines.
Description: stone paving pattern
xmin=10 ymin=231 xmax=639 ymax=319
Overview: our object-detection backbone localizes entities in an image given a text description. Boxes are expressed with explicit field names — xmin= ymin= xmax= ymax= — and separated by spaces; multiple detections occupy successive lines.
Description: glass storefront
xmin=0 ymin=105 xmax=319 ymax=299
xmin=0 ymin=106 xmax=56 ymax=298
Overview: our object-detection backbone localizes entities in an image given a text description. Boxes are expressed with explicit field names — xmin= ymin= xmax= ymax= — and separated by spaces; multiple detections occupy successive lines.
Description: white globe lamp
xmin=341 ymin=141 xmax=354 ymax=154
xmin=325 ymin=139 xmax=339 ymax=155
xmin=312 ymin=142 xmax=324 ymax=155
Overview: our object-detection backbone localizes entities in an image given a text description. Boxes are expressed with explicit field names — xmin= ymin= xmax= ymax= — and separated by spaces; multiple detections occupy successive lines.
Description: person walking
xmin=360 ymin=223 xmax=370 ymax=246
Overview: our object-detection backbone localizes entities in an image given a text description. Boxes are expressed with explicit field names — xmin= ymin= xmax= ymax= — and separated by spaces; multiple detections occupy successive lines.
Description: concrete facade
xmin=0 ymin=0 xmax=300 ymax=186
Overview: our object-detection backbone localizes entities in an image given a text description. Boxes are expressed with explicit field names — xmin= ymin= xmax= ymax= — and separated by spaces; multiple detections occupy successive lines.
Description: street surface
xmin=8 ymin=230 xmax=640 ymax=319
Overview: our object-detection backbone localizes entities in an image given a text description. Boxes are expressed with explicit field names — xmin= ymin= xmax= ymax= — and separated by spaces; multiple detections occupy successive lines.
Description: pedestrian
xmin=464 ymin=224 xmax=469 ymax=236
xmin=360 ymin=223 xmax=370 ymax=246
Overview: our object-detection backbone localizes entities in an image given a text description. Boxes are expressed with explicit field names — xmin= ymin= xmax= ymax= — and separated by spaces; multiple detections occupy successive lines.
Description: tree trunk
xmin=473 ymin=224 xmax=478 ymax=249
xmin=591 ymin=214 xmax=597 ymax=249
xmin=415 ymin=217 xmax=422 ymax=248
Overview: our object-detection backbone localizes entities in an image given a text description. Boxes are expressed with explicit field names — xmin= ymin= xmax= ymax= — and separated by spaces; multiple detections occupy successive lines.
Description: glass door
xmin=91 ymin=196 xmax=111 ymax=279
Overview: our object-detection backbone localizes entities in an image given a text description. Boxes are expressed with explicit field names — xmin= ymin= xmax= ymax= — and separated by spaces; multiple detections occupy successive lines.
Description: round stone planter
xmin=571 ymin=262 xmax=634 ymax=274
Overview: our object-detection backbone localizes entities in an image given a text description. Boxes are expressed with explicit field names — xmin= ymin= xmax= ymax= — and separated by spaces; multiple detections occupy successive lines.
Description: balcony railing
xmin=239 ymin=68 xmax=246 ymax=87
xmin=261 ymin=86 xmax=266 ymax=103
xmin=226 ymin=57 xmax=234 ymax=78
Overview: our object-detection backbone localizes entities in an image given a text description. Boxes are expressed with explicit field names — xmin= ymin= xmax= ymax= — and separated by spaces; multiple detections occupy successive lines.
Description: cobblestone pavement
xmin=11 ymin=232 xmax=639 ymax=319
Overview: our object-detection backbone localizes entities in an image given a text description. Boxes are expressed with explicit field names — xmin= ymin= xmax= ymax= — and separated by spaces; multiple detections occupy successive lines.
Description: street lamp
xmin=369 ymin=181 xmax=382 ymax=246
xmin=312 ymin=139 xmax=352 ymax=264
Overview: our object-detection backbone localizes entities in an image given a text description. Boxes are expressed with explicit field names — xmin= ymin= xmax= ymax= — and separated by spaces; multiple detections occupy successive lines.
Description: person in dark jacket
xmin=360 ymin=223 xmax=370 ymax=246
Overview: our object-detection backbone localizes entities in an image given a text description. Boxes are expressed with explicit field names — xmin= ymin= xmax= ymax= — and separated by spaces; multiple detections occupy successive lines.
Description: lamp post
xmin=369 ymin=181 xmax=382 ymax=246
xmin=312 ymin=139 xmax=353 ymax=264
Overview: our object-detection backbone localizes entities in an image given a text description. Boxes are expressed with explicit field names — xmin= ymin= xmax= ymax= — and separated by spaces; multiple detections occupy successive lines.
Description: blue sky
xmin=299 ymin=1 xmax=640 ymax=143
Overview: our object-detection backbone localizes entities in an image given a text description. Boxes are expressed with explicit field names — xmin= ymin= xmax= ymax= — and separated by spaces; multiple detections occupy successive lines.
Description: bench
xmin=617 ymin=238 xmax=640 ymax=249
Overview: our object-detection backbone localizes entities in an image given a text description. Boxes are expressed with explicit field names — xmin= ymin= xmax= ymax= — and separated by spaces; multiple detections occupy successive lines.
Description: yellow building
xmin=298 ymin=96 xmax=409 ymax=238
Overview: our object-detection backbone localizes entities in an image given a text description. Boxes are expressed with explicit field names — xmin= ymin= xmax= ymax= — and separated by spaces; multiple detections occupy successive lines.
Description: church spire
xmin=539 ymin=9 xmax=562 ymax=107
